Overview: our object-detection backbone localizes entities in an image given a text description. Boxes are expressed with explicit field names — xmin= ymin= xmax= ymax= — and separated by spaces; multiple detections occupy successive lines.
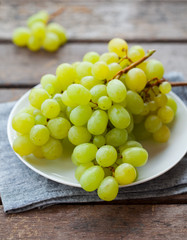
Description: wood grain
xmin=0 ymin=205 xmax=186 ymax=240
xmin=0 ymin=42 xmax=186 ymax=86
xmin=1 ymin=0 xmax=187 ymax=41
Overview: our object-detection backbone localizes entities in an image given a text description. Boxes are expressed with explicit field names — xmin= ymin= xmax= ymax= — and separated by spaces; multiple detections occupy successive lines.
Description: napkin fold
xmin=0 ymin=72 xmax=186 ymax=213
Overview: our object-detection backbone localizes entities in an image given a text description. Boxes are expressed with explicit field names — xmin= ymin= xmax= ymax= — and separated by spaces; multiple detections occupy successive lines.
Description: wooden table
xmin=0 ymin=0 xmax=187 ymax=239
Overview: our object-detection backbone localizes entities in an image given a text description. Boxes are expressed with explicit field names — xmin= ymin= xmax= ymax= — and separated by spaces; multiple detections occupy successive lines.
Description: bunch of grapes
xmin=11 ymin=38 xmax=177 ymax=201
xmin=12 ymin=10 xmax=67 ymax=52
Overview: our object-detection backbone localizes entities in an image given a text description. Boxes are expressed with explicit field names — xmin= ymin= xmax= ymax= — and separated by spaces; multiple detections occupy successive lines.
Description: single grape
xmin=99 ymin=52 xmax=119 ymax=64
xmin=157 ymin=105 xmax=174 ymax=124
xmin=12 ymin=27 xmax=31 ymax=47
xmin=44 ymin=84 xmax=55 ymax=95
xmin=92 ymin=61 xmax=109 ymax=80
xmin=83 ymin=51 xmax=100 ymax=64
xmin=43 ymin=32 xmax=60 ymax=52
xmin=47 ymin=22 xmax=67 ymax=45
xmin=70 ymin=105 xmax=92 ymax=126
xmin=96 ymin=145 xmax=117 ymax=167
xmin=93 ymin=135 xmax=106 ymax=148
xmin=87 ymin=110 xmax=108 ymax=135
xmin=154 ymin=93 xmax=168 ymax=107
xmin=30 ymin=125 xmax=49 ymax=146
xmin=97 ymin=176 xmax=119 ymax=201
xmin=107 ymin=63 xmax=122 ymax=80
xmin=53 ymin=94 xmax=66 ymax=111
xmin=144 ymin=115 xmax=162 ymax=133
xmin=80 ymin=76 xmax=98 ymax=90
xmin=66 ymin=106 xmax=74 ymax=119
xmin=27 ymin=36 xmax=41 ymax=51
xmin=148 ymin=100 xmax=158 ymax=112
xmin=35 ymin=114 xmax=47 ymax=125
xmin=105 ymin=128 xmax=128 ymax=147
xmin=115 ymin=163 xmax=136 ymax=185
xmin=41 ymin=99 xmax=60 ymax=119
xmin=122 ymin=147 xmax=148 ymax=167
xmin=47 ymin=117 xmax=71 ymax=139
xmin=159 ymin=82 xmax=172 ymax=94
xmin=76 ymin=62 xmax=93 ymax=79
xmin=61 ymin=90 xmax=78 ymax=107
xmin=12 ymin=112 xmax=35 ymax=134
xmin=125 ymin=68 xmax=147 ymax=92
xmin=90 ymin=84 xmax=107 ymax=103
xmin=31 ymin=22 xmax=46 ymax=40
xmin=107 ymin=79 xmax=127 ymax=103
xmin=41 ymin=74 xmax=59 ymax=94
xmin=75 ymin=162 xmax=94 ymax=181
xmin=167 ymin=96 xmax=177 ymax=115
xmin=13 ymin=135 xmax=36 ymax=156
xmin=128 ymin=45 xmax=145 ymax=62
xmin=145 ymin=59 xmax=164 ymax=80
xmin=98 ymin=96 xmax=112 ymax=110
xmin=108 ymin=38 xmax=128 ymax=57
xmin=67 ymin=84 xmax=91 ymax=105
xmin=68 ymin=126 xmax=91 ymax=145
xmin=33 ymin=146 xmax=44 ymax=158
xmin=119 ymin=140 xmax=142 ymax=154
xmin=126 ymin=90 xmax=144 ymax=115
xmin=42 ymin=138 xmax=63 ymax=160
xmin=29 ymin=88 xmax=50 ymax=109
xmin=20 ymin=105 xmax=36 ymax=115
xmin=27 ymin=10 xmax=49 ymax=27
xmin=153 ymin=125 xmax=170 ymax=143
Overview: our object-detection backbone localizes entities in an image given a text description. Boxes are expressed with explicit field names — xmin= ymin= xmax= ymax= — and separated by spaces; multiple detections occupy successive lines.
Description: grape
xmin=61 ymin=90 xmax=78 ymax=107
xmin=108 ymin=38 xmax=128 ymax=57
xmin=90 ymin=84 xmax=107 ymax=103
xmin=80 ymin=166 xmax=104 ymax=192
xmin=137 ymin=61 xmax=147 ymax=72
xmin=12 ymin=27 xmax=31 ymax=47
xmin=35 ymin=114 xmax=47 ymax=125
xmin=70 ymin=105 xmax=92 ymax=126
xmin=27 ymin=36 xmax=41 ymax=51
xmin=56 ymin=63 xmax=76 ymax=91
xmin=80 ymin=76 xmax=98 ymax=90
xmin=44 ymin=84 xmax=55 ymax=95
xmin=20 ymin=105 xmax=36 ymax=115
xmin=29 ymin=88 xmax=50 ymax=109
xmin=126 ymin=90 xmax=144 ymax=115
xmin=99 ymin=52 xmax=119 ymax=64
xmin=13 ymin=135 xmax=36 ymax=156
xmin=119 ymin=140 xmax=142 ymax=154
xmin=41 ymin=99 xmax=60 ymax=118
xmin=92 ymin=61 xmax=109 ymax=80
xmin=72 ymin=143 xmax=98 ymax=164
xmin=115 ymin=163 xmax=136 ymax=185
xmin=126 ymin=111 xmax=134 ymax=133
xmin=42 ymin=138 xmax=63 ymax=160
xmin=154 ymin=93 xmax=168 ymax=107
xmin=105 ymin=128 xmax=128 ymax=147
xmin=159 ymin=82 xmax=172 ymax=94
xmin=144 ymin=115 xmax=162 ymax=133
xmin=31 ymin=22 xmax=46 ymax=40
xmin=133 ymin=122 xmax=151 ymax=140
xmin=96 ymin=145 xmax=117 ymax=167
xmin=107 ymin=63 xmax=122 ymax=80
xmin=141 ymin=103 xmax=149 ymax=116
xmin=97 ymin=176 xmax=119 ymax=201
xmin=148 ymin=100 xmax=157 ymax=112
xmin=128 ymin=45 xmax=145 ymax=62
xmin=47 ymin=117 xmax=71 ymax=139
xmin=43 ymin=32 xmax=60 ymax=52
xmin=47 ymin=22 xmax=67 ymax=44
xmin=30 ymin=125 xmax=49 ymax=146
xmin=98 ymin=96 xmax=112 ymax=110
xmin=157 ymin=106 xmax=174 ymax=124
xmin=108 ymin=104 xmax=130 ymax=129
xmin=75 ymin=162 xmax=94 ymax=181
xmin=93 ymin=135 xmax=106 ymax=148
xmin=41 ymin=74 xmax=59 ymax=94
xmin=76 ymin=62 xmax=93 ymax=79
xmin=67 ymin=84 xmax=91 ymax=105
xmin=107 ymin=79 xmax=126 ymax=103
xmin=122 ymin=147 xmax=148 ymax=167
xmin=83 ymin=52 xmax=100 ymax=64
xmin=145 ymin=59 xmax=164 ymax=80
xmin=27 ymin=10 xmax=49 ymax=27
xmin=125 ymin=68 xmax=147 ymax=92
xmin=66 ymin=106 xmax=74 ymax=119
xmin=87 ymin=110 xmax=108 ymax=135
xmin=53 ymin=94 xmax=66 ymax=111
xmin=153 ymin=125 xmax=170 ymax=143
xmin=33 ymin=146 xmax=44 ymax=158
xmin=68 ymin=126 xmax=91 ymax=145
xmin=12 ymin=112 xmax=35 ymax=134
xmin=167 ymin=96 xmax=177 ymax=115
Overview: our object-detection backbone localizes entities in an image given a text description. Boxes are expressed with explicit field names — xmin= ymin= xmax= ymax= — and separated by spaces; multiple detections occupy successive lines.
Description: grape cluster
xmin=12 ymin=38 xmax=177 ymax=201
xmin=12 ymin=10 xmax=67 ymax=52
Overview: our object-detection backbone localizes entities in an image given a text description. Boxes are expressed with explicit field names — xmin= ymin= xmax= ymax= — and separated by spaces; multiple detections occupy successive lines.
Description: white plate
xmin=7 ymin=89 xmax=187 ymax=188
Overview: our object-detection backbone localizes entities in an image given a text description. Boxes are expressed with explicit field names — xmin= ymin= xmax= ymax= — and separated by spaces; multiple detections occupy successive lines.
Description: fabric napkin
xmin=0 ymin=72 xmax=186 ymax=214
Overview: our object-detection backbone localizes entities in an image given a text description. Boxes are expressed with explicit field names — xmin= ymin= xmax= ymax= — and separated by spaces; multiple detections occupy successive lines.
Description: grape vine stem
xmin=49 ymin=7 xmax=65 ymax=21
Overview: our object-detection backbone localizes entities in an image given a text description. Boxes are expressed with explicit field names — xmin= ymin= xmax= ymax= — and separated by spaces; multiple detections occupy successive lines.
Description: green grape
xmin=43 ymin=32 xmax=60 ymax=52
xmin=61 ymin=90 xmax=78 ymax=107
xmin=35 ymin=114 xmax=47 ymax=125
xmin=159 ymin=82 xmax=172 ymax=94
xmin=92 ymin=61 xmax=109 ymax=80
xmin=126 ymin=90 xmax=144 ymax=115
xmin=120 ymin=97 xmax=127 ymax=107
xmin=99 ymin=52 xmax=119 ymax=64
xmin=128 ymin=45 xmax=145 ymax=62
xmin=27 ymin=35 xmax=41 ymax=51
xmin=12 ymin=27 xmax=31 ymax=47
xmin=68 ymin=126 xmax=91 ymax=145
xmin=157 ymin=106 xmax=174 ymax=123
xmin=105 ymin=128 xmax=128 ymax=147
xmin=44 ymin=84 xmax=55 ymax=95
xmin=75 ymin=162 xmax=94 ymax=181
xmin=90 ymin=84 xmax=107 ymax=103
xmin=80 ymin=166 xmax=104 ymax=192
xmin=98 ymin=96 xmax=112 ymax=110
xmin=72 ymin=143 xmax=98 ymax=164
xmin=148 ymin=100 xmax=157 ymax=112
xmin=108 ymin=38 xmax=128 ymax=57
xmin=144 ymin=115 xmax=162 ymax=133
xmin=119 ymin=59 xmax=130 ymax=69
xmin=41 ymin=74 xmax=59 ymax=94
xmin=33 ymin=146 xmax=44 ymax=158
xmin=80 ymin=76 xmax=98 ymax=90
xmin=67 ymin=84 xmax=91 ymax=105
xmin=76 ymin=62 xmax=93 ymax=79
xmin=133 ymin=121 xmax=151 ymax=140
xmin=58 ymin=111 xmax=67 ymax=119
xmin=47 ymin=22 xmax=67 ymax=45
xmin=42 ymin=138 xmax=63 ymax=160
xmin=66 ymin=106 xmax=74 ymax=119
xmin=108 ymin=104 xmax=130 ymax=129
xmin=19 ymin=105 xmax=36 ymax=115
xmin=96 ymin=145 xmax=117 ymax=167
xmin=125 ymin=68 xmax=147 ymax=92
xmin=97 ymin=176 xmax=119 ymax=201
xmin=47 ymin=117 xmax=71 ymax=139
xmin=27 ymin=10 xmax=49 ymax=27
xmin=154 ymin=93 xmax=168 ymax=107
xmin=83 ymin=51 xmax=100 ymax=64
xmin=70 ymin=105 xmax=92 ymax=126
xmin=12 ymin=112 xmax=35 ymax=134
xmin=29 ymin=88 xmax=50 ymax=109
xmin=30 ymin=125 xmax=49 ymax=146
xmin=119 ymin=140 xmax=142 ymax=154
xmin=53 ymin=94 xmax=66 ymax=111
xmin=93 ymin=135 xmax=106 ymax=148
xmin=115 ymin=163 xmax=136 ymax=185
xmin=107 ymin=79 xmax=126 ymax=103
xmin=87 ymin=110 xmax=108 ymax=135
xmin=137 ymin=61 xmax=147 ymax=72
xmin=122 ymin=147 xmax=148 ymax=167
xmin=153 ymin=125 xmax=170 ymax=143
xmin=126 ymin=111 xmax=134 ymax=133
xmin=107 ymin=63 xmax=122 ymax=80
xmin=145 ymin=59 xmax=164 ymax=80
xmin=56 ymin=63 xmax=76 ymax=91
xmin=31 ymin=22 xmax=46 ymax=40
xmin=41 ymin=99 xmax=60 ymax=119
xmin=13 ymin=135 xmax=36 ymax=156
xmin=166 ymin=96 xmax=177 ymax=115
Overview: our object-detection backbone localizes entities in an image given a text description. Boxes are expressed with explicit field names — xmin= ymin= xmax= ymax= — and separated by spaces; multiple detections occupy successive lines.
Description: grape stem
xmin=146 ymin=77 xmax=187 ymax=88
xmin=48 ymin=7 xmax=65 ymax=21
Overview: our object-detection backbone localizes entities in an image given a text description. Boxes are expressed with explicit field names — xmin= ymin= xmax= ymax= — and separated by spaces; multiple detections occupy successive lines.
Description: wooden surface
xmin=0 ymin=0 xmax=187 ymax=239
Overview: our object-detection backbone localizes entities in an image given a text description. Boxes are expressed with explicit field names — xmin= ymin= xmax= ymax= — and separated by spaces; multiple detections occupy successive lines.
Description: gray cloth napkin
xmin=0 ymin=72 xmax=186 ymax=214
